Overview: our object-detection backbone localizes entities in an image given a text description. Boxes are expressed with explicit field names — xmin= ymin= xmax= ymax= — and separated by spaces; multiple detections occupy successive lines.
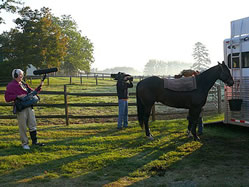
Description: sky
xmin=1 ymin=0 xmax=249 ymax=71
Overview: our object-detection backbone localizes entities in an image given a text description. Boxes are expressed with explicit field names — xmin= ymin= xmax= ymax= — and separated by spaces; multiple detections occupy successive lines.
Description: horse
xmin=136 ymin=62 xmax=234 ymax=141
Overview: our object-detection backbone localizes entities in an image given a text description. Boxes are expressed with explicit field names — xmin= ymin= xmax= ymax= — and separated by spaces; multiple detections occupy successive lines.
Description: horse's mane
xmin=196 ymin=64 xmax=220 ymax=78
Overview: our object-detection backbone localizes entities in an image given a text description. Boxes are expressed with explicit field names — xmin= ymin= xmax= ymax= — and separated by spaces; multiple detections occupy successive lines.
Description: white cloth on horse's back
xmin=164 ymin=76 xmax=197 ymax=91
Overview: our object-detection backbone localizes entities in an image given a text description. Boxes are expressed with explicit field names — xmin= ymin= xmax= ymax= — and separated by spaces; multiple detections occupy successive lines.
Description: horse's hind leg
xmin=186 ymin=115 xmax=193 ymax=137
xmin=143 ymin=104 xmax=154 ymax=139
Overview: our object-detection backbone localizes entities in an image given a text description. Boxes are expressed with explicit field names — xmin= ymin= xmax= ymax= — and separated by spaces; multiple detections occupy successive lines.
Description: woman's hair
xmin=12 ymin=69 xmax=24 ymax=79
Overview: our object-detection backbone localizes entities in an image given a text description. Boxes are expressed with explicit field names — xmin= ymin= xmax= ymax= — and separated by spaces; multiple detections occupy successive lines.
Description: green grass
xmin=1 ymin=114 xmax=249 ymax=186
xmin=1 ymin=77 xmax=247 ymax=186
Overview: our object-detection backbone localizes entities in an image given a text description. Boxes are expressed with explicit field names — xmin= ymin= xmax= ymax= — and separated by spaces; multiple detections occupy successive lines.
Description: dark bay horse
xmin=136 ymin=62 xmax=234 ymax=140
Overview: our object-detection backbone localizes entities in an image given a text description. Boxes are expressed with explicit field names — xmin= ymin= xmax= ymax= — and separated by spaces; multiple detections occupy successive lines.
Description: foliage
xmin=0 ymin=0 xmax=22 ymax=24
xmin=0 ymin=7 xmax=68 ymax=75
xmin=100 ymin=66 xmax=141 ymax=75
xmin=143 ymin=59 xmax=167 ymax=75
xmin=143 ymin=60 xmax=191 ymax=76
xmin=192 ymin=42 xmax=211 ymax=71
xmin=54 ymin=15 xmax=94 ymax=75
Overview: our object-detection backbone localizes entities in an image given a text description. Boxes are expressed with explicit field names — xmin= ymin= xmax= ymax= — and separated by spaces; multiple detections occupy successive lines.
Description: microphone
xmin=33 ymin=68 xmax=58 ymax=75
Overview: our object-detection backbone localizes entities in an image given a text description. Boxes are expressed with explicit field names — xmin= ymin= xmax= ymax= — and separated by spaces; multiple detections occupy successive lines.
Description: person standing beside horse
xmin=116 ymin=72 xmax=133 ymax=129
xmin=5 ymin=69 xmax=45 ymax=150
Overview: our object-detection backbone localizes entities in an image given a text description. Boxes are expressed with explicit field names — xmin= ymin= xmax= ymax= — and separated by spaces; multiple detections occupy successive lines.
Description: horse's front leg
xmin=190 ymin=121 xmax=199 ymax=141
xmin=188 ymin=108 xmax=201 ymax=141
xmin=187 ymin=116 xmax=198 ymax=139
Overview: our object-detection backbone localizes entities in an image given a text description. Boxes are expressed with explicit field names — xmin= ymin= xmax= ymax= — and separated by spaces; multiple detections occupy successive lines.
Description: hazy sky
xmin=1 ymin=0 xmax=249 ymax=71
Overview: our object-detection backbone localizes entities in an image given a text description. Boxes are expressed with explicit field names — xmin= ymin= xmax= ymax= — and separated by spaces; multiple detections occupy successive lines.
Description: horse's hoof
xmin=146 ymin=135 xmax=154 ymax=140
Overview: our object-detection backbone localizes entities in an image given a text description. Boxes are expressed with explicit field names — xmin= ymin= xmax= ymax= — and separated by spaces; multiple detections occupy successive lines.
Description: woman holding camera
xmin=5 ymin=69 xmax=45 ymax=149
xmin=116 ymin=75 xmax=133 ymax=129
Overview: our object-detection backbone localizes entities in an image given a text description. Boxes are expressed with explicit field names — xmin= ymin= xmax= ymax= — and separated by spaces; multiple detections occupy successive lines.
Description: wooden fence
xmin=25 ymin=74 xmax=145 ymax=86
xmin=0 ymin=84 xmax=222 ymax=125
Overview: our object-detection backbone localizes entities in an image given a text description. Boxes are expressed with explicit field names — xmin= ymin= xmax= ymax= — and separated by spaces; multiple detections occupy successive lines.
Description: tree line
xmin=103 ymin=42 xmax=212 ymax=76
xmin=143 ymin=42 xmax=211 ymax=76
xmin=0 ymin=0 xmax=94 ymax=77
xmin=1 ymin=1 xmax=211 ymax=78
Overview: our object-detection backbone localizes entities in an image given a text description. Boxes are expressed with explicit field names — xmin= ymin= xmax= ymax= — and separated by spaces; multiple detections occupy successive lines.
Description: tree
xmin=0 ymin=31 xmax=17 ymax=77
xmin=54 ymin=15 xmax=94 ymax=75
xmin=192 ymin=42 xmax=211 ymax=71
xmin=0 ymin=0 xmax=22 ymax=24
xmin=100 ymin=66 xmax=141 ymax=75
xmin=166 ymin=61 xmax=192 ymax=76
xmin=143 ymin=60 xmax=167 ymax=75
xmin=0 ymin=7 xmax=68 ymax=74
xmin=143 ymin=60 xmax=192 ymax=76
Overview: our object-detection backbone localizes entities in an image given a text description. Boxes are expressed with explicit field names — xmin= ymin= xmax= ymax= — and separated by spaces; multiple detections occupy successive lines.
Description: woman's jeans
xmin=118 ymin=99 xmax=128 ymax=128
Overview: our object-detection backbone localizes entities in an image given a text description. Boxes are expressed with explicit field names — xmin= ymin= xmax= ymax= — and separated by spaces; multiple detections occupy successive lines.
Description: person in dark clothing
xmin=116 ymin=74 xmax=133 ymax=129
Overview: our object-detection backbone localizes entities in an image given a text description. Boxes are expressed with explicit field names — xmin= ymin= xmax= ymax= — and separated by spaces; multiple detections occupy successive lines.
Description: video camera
xmin=111 ymin=72 xmax=133 ymax=81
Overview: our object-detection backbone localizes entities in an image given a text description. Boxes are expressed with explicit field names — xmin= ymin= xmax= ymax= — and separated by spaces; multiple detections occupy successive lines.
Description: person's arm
xmin=24 ymin=79 xmax=43 ymax=94
xmin=35 ymin=80 xmax=44 ymax=93
xmin=127 ymin=81 xmax=133 ymax=88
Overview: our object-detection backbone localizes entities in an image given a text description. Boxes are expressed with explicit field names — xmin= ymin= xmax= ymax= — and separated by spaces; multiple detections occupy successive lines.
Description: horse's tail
xmin=136 ymin=82 xmax=144 ymax=129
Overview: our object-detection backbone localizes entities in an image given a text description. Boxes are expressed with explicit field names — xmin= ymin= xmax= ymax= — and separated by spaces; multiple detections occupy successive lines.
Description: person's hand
xmin=17 ymin=94 xmax=26 ymax=98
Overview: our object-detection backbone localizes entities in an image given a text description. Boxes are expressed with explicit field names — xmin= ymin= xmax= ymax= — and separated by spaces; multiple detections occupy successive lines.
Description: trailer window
xmin=228 ymin=53 xmax=240 ymax=68
xmin=242 ymin=52 xmax=249 ymax=68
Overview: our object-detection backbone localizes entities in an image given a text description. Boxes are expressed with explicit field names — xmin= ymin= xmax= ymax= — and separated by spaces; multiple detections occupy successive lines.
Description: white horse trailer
xmin=224 ymin=17 xmax=249 ymax=127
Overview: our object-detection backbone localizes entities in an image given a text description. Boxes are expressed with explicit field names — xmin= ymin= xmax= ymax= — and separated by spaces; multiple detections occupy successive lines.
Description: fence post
xmin=80 ymin=76 xmax=83 ymax=85
xmin=217 ymin=85 xmax=222 ymax=114
xmin=30 ymin=77 xmax=32 ymax=85
xmin=95 ymin=75 xmax=98 ymax=85
xmin=151 ymin=104 xmax=156 ymax=121
xmin=70 ymin=76 xmax=72 ymax=84
xmin=64 ymin=85 xmax=69 ymax=126
xmin=47 ymin=76 xmax=50 ymax=86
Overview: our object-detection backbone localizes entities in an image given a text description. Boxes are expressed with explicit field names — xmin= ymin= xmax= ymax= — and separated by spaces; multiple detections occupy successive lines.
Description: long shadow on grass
xmin=44 ymin=132 xmax=191 ymax=185
xmin=130 ymin=124 xmax=249 ymax=186
xmin=0 ymin=124 xmax=191 ymax=186
xmin=0 ymin=123 xmax=126 ymax=156
xmin=64 ymin=133 xmax=192 ymax=186
xmin=0 ymin=131 xmax=152 ymax=184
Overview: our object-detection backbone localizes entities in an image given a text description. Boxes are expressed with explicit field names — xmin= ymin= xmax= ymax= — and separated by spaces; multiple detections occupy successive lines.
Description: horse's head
xmin=218 ymin=61 xmax=234 ymax=87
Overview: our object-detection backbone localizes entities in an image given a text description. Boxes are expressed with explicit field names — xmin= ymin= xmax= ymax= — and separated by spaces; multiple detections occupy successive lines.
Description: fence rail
xmin=0 ymin=84 xmax=222 ymax=125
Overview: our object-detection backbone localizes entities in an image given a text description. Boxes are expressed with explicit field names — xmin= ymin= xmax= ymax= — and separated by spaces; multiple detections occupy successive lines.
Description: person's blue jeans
xmin=118 ymin=99 xmax=128 ymax=128
xmin=187 ymin=116 xmax=203 ymax=134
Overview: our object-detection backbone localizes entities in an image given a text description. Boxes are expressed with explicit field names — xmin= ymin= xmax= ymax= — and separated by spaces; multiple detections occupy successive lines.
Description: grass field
xmin=1 ymin=113 xmax=249 ymax=186
xmin=1 ymin=77 xmax=248 ymax=186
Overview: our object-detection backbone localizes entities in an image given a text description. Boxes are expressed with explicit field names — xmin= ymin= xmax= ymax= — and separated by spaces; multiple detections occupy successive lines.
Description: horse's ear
xmin=222 ymin=61 xmax=225 ymax=65
xmin=218 ymin=61 xmax=221 ymax=65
